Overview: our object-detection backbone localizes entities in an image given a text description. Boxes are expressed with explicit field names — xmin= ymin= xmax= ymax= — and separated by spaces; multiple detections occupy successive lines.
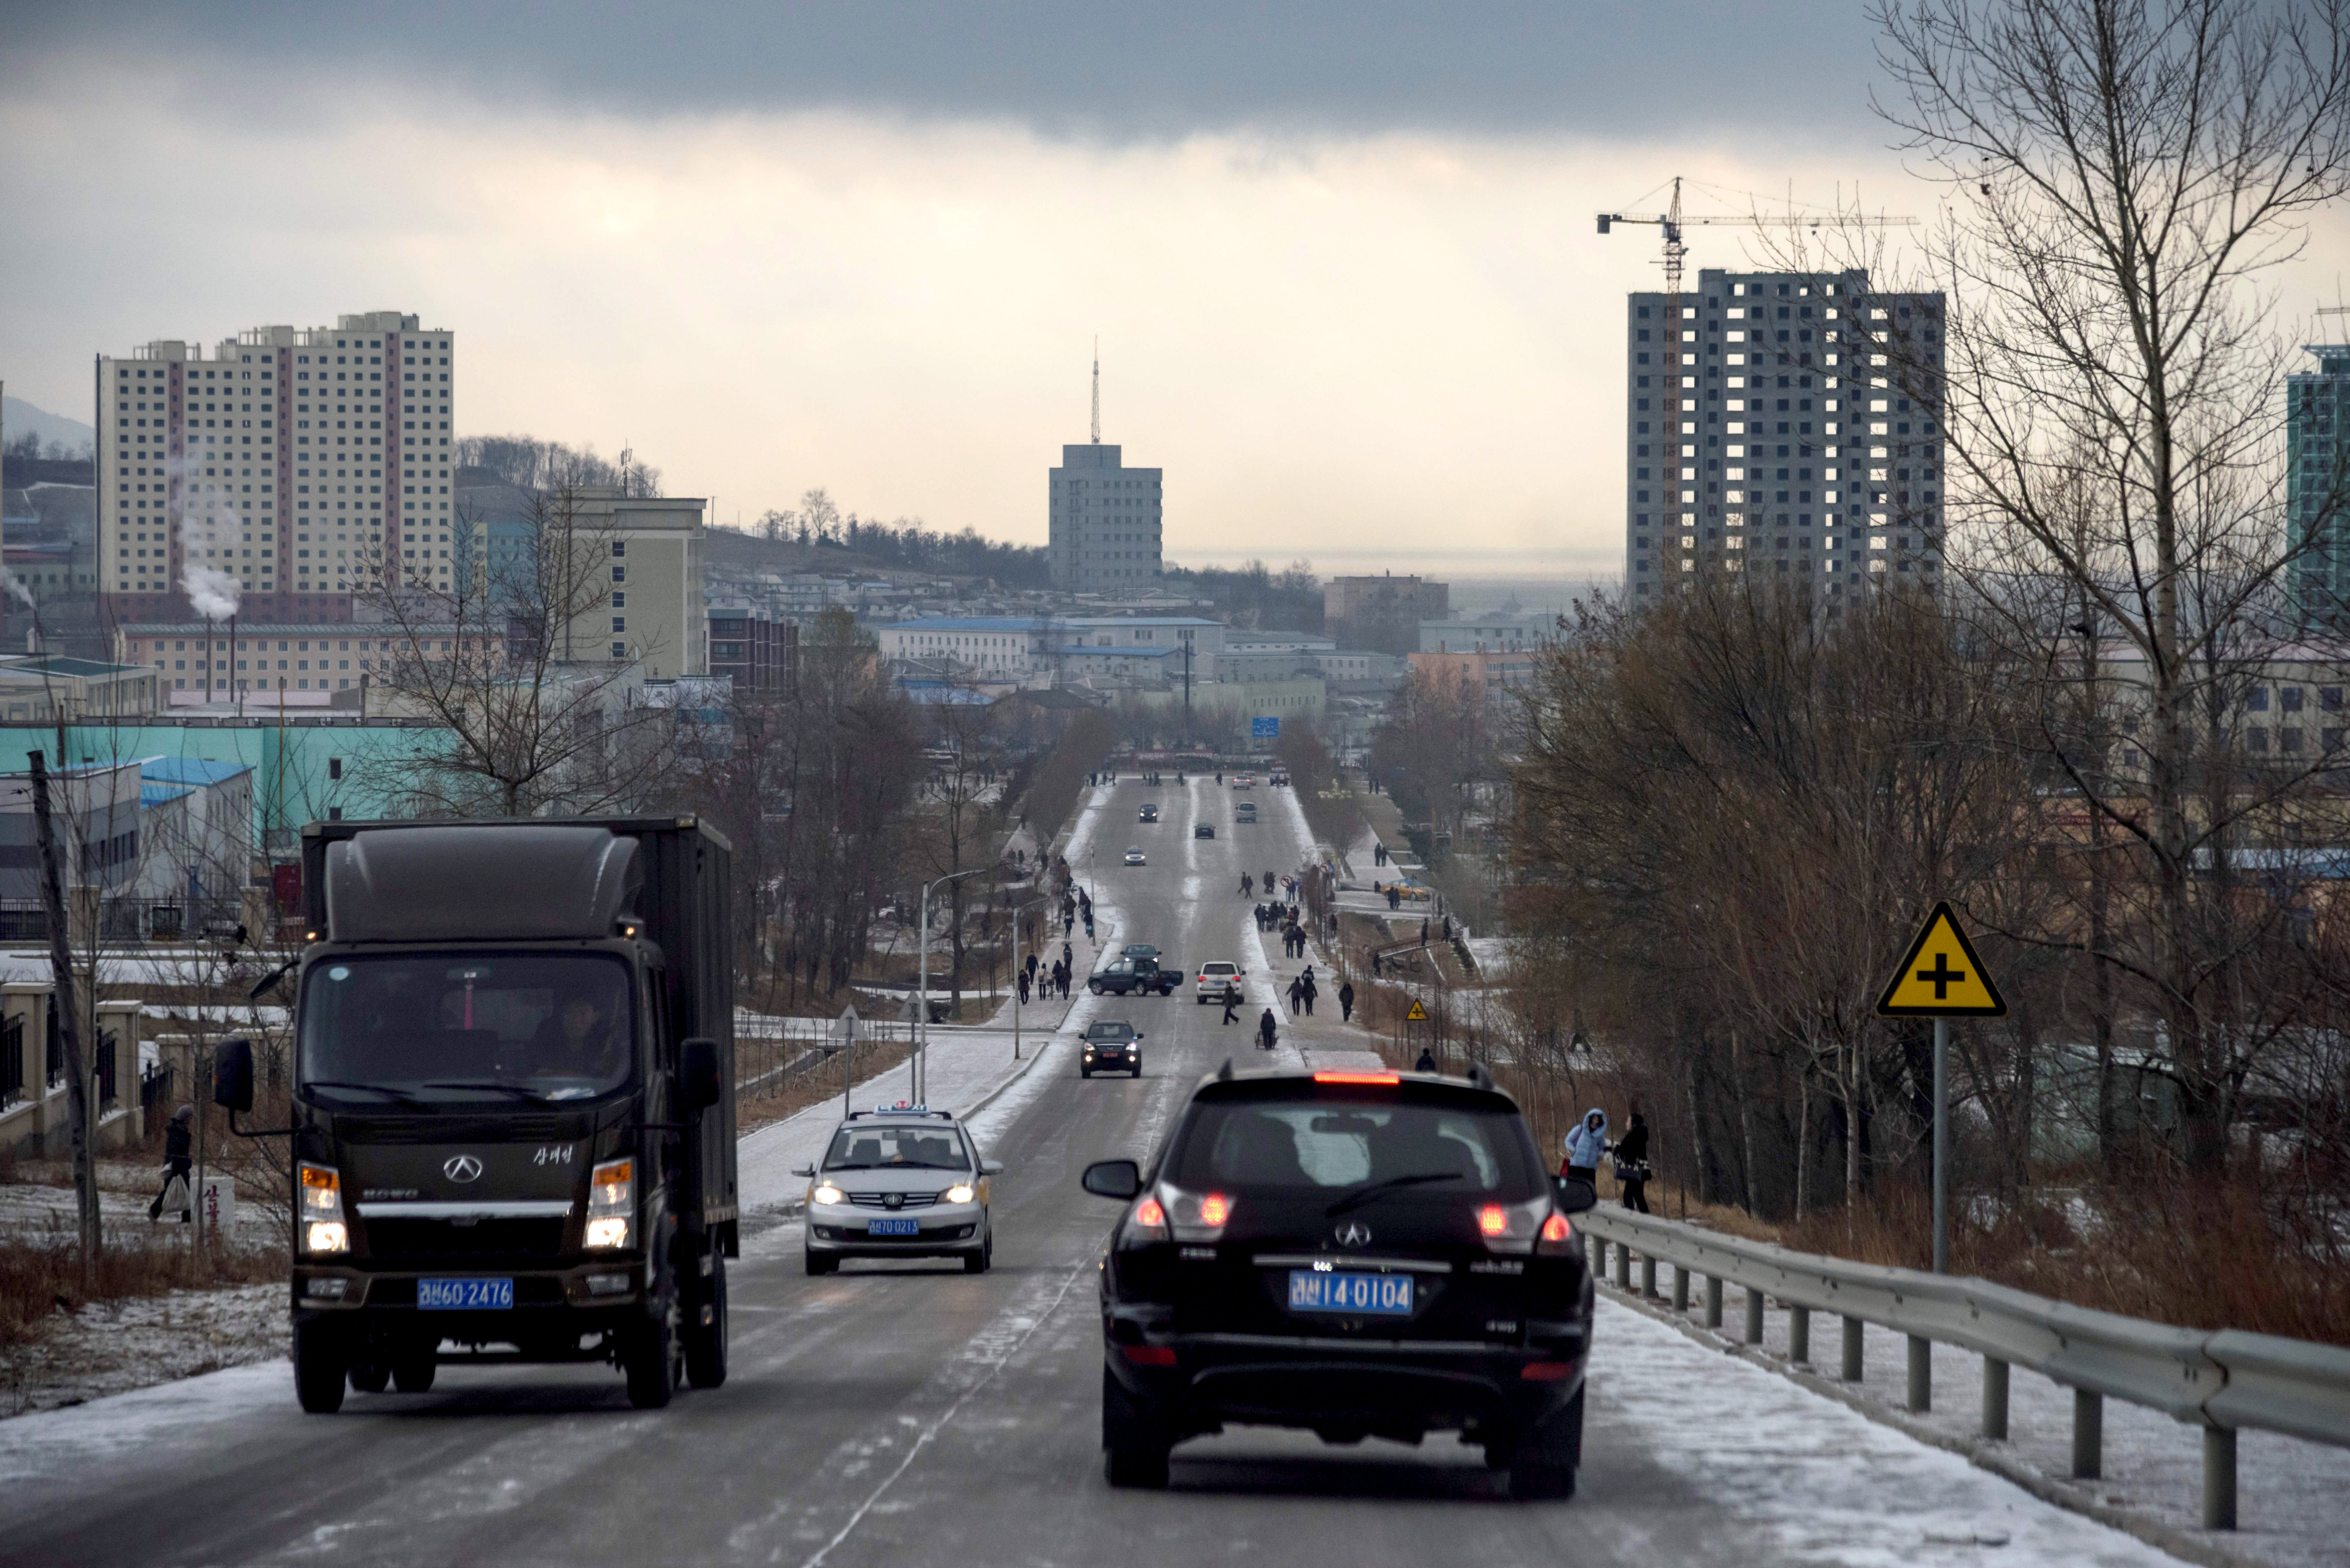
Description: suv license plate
xmin=1288 ymin=1270 xmax=1413 ymax=1316
xmin=866 ymin=1218 xmax=921 ymax=1236
xmin=418 ymin=1277 xmax=513 ymax=1310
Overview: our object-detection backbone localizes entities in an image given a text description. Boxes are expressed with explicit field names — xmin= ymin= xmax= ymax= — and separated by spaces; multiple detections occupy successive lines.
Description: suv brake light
xmin=1313 ymin=1071 xmax=1398 ymax=1085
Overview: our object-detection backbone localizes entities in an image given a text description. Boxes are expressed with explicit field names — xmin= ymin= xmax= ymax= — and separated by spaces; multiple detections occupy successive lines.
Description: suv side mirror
xmin=213 ymin=1037 xmax=253 ymax=1113
xmin=679 ymin=1037 xmax=721 ymax=1111
xmin=1554 ymin=1175 xmax=1599 ymax=1214
xmin=1082 ymin=1159 xmax=1141 ymax=1199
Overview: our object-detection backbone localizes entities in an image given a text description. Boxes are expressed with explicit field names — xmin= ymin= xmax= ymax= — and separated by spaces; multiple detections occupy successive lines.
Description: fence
xmin=1576 ymin=1203 xmax=2350 ymax=1532
xmin=734 ymin=1017 xmax=912 ymax=1102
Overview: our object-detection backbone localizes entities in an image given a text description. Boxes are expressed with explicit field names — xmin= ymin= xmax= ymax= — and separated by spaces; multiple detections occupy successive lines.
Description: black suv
xmin=1082 ymin=1064 xmax=1596 ymax=1498
xmin=1081 ymin=1021 xmax=1143 ymax=1078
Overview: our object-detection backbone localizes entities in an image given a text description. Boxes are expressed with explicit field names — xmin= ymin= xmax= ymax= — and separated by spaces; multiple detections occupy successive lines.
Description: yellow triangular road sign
xmin=1405 ymin=998 xmax=1428 ymax=1021
xmin=1876 ymin=901 xmax=2006 ymax=1017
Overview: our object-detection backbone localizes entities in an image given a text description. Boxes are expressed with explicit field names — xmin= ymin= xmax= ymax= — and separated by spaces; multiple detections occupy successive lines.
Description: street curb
xmin=1595 ymin=1281 xmax=2268 ymax=1568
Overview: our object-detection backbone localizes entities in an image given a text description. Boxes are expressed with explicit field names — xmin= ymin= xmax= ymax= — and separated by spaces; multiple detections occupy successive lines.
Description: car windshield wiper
xmin=825 ymin=1161 xmax=878 ymax=1171
xmin=300 ymin=1080 xmax=427 ymax=1106
xmin=421 ymin=1080 xmax=548 ymax=1101
xmin=1325 ymin=1171 xmax=1463 ymax=1218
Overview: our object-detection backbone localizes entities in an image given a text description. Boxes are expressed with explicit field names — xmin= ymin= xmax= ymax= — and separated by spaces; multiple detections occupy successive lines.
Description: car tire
xmin=1101 ymin=1366 xmax=1172 ymax=1489
xmin=624 ymin=1306 xmax=679 ymax=1410
xmin=686 ymin=1253 xmax=729 ymax=1390
xmin=1132 ymin=1058 xmax=1143 ymax=1077
xmin=392 ymin=1349 xmax=437 ymax=1394
xmin=1089 ymin=981 xmax=1102 ymax=995
xmin=805 ymin=1249 xmax=837 ymax=1276
xmin=347 ymin=1359 xmax=390 ymax=1394
xmin=1509 ymin=1386 xmax=1583 ymax=1501
xmin=295 ymin=1322 xmax=347 ymax=1414
xmin=1081 ymin=1066 xmax=1092 ymax=1078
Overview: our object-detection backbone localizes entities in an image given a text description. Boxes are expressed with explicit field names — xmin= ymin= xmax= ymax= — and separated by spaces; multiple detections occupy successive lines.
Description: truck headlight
xmin=586 ymin=1157 xmax=632 ymax=1250
xmin=299 ymin=1163 xmax=347 ymax=1255
xmin=944 ymin=1184 xmax=975 ymax=1205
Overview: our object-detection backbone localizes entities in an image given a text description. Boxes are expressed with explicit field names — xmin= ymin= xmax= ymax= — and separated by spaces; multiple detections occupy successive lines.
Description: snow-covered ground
xmin=1599 ymin=1274 xmax=2350 ymax=1568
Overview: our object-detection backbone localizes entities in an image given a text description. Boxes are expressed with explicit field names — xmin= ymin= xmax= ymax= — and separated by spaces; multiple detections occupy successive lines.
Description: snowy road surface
xmin=0 ymin=781 xmax=2203 ymax=1567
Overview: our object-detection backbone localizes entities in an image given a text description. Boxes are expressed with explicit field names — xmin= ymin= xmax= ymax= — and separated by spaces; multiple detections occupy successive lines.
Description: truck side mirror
xmin=213 ymin=1037 xmax=254 ymax=1113
xmin=679 ymin=1037 xmax=721 ymax=1112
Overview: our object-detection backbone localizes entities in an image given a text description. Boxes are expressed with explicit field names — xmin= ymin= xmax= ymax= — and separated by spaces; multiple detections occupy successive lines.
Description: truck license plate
xmin=1287 ymin=1270 xmax=1413 ymax=1315
xmin=866 ymin=1217 xmax=920 ymax=1236
xmin=418 ymin=1277 xmax=513 ymax=1310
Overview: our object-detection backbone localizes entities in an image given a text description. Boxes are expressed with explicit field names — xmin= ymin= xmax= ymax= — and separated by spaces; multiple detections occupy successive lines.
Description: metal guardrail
xmin=1577 ymin=1204 xmax=2350 ymax=1532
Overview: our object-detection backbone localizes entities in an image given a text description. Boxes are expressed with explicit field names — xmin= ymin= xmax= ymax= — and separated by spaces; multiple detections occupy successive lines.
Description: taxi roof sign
xmin=1876 ymin=901 xmax=2007 ymax=1017
xmin=1404 ymin=999 xmax=1429 ymax=1021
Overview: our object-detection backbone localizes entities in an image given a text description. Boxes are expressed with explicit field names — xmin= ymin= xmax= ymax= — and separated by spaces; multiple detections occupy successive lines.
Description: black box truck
xmin=215 ymin=817 xmax=737 ymax=1412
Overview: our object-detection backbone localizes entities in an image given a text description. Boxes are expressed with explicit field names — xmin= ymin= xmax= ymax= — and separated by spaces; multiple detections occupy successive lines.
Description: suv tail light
xmin=1537 ymin=1211 xmax=1577 ymax=1256
xmin=1478 ymin=1194 xmax=1550 ymax=1255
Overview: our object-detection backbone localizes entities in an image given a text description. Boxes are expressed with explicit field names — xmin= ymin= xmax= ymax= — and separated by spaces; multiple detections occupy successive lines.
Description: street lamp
xmin=915 ymin=866 xmax=989 ymax=1104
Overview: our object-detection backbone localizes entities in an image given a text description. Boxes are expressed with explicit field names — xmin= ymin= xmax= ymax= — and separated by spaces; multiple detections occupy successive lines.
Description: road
xmin=0 ymin=779 xmax=2184 ymax=1568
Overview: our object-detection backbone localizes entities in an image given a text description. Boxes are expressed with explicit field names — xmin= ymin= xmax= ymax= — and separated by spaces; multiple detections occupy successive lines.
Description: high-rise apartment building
xmin=1049 ymin=443 xmax=1162 ymax=593
xmin=2288 ymin=344 xmax=2350 ymax=626
xmin=1623 ymin=268 xmax=1947 ymax=601
xmin=96 ymin=310 xmax=458 ymax=625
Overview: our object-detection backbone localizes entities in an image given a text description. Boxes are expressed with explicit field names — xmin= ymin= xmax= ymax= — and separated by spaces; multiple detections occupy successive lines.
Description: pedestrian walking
xmin=1241 ymin=873 xmax=1253 ymax=898
xmin=1018 ymin=971 xmax=1031 ymax=1005
xmin=1062 ymin=941 xmax=1073 ymax=971
xmin=1060 ymin=965 xmax=1073 ymax=1000
xmin=150 ymin=1104 xmax=194 ymax=1222
xmin=1615 ymin=1112 xmax=1653 ymax=1213
xmin=1420 ymin=916 xmax=1429 ymax=944
xmin=1562 ymin=1108 xmax=1609 ymax=1184
xmin=1387 ymin=886 xmax=1401 ymax=911
xmin=1286 ymin=975 xmax=1304 ymax=1015
xmin=1025 ymin=952 xmax=1038 ymax=982
xmin=1414 ymin=1046 xmax=1437 ymax=1073
xmin=1064 ymin=911 xmax=1075 ymax=937
xmin=1258 ymin=1008 xmax=1278 ymax=1051
xmin=1221 ymin=983 xmax=1240 ymax=1025
xmin=1337 ymin=980 xmax=1354 ymax=1022
xmin=1301 ymin=972 xmax=1317 ymax=1016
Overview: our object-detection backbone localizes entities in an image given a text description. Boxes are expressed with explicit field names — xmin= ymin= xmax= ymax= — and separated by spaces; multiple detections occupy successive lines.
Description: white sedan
xmin=1123 ymin=847 xmax=1147 ymax=866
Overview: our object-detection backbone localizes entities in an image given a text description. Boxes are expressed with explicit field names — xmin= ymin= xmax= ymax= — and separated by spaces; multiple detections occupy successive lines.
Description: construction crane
xmin=1601 ymin=182 xmax=1918 ymax=559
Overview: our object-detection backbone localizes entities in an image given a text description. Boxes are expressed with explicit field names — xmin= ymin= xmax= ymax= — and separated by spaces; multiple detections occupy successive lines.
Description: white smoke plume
xmin=166 ymin=449 xmax=242 ymax=622
xmin=0 ymin=568 xmax=35 ymax=611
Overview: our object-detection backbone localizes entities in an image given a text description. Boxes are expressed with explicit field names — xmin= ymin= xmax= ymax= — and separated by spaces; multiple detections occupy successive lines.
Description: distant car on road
xmin=1081 ymin=1064 xmax=1597 ymax=1496
xmin=797 ymin=1106 xmax=1001 ymax=1275
xmin=1193 ymin=960 xmax=1243 ymax=1003
xmin=1080 ymin=1020 xmax=1143 ymax=1078
xmin=1195 ymin=823 xmax=1216 ymax=839
xmin=1124 ymin=847 xmax=1147 ymax=866
xmin=1235 ymin=802 xmax=1257 ymax=823
xmin=1232 ymin=775 xmax=1255 ymax=789
xmin=1088 ymin=957 xmax=1179 ymax=997
xmin=1138 ymin=804 xmax=1160 ymax=823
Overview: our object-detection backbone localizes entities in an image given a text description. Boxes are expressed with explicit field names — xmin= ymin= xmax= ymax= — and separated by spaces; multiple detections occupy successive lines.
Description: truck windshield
xmin=299 ymin=953 xmax=634 ymax=1107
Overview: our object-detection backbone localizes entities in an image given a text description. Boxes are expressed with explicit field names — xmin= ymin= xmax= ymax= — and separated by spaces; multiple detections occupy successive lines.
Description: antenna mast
xmin=1090 ymin=337 xmax=1101 ymax=445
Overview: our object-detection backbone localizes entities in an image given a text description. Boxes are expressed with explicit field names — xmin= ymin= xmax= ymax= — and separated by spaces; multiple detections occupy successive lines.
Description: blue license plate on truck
xmin=418 ymin=1277 xmax=513 ymax=1310
xmin=1287 ymin=1270 xmax=1413 ymax=1315
xmin=866 ymin=1218 xmax=920 ymax=1236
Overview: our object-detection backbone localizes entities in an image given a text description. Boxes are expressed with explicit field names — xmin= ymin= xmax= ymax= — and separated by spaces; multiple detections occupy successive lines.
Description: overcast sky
xmin=4 ymin=3 xmax=2342 ymax=576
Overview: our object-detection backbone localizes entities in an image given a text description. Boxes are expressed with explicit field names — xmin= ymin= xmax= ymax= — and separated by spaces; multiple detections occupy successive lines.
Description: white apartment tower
xmin=96 ymin=310 xmax=458 ymax=624
xmin=1623 ymin=268 xmax=1946 ymax=602
xmin=1049 ymin=443 xmax=1163 ymax=593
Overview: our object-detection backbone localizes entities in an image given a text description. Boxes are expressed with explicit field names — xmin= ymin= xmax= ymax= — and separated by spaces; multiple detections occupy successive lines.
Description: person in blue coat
xmin=1561 ymin=1108 xmax=1609 ymax=1183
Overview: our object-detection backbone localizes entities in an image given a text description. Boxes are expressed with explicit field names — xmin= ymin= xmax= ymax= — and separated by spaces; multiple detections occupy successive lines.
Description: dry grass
xmin=738 ymin=1036 xmax=917 ymax=1135
xmin=0 ymin=1228 xmax=284 ymax=1349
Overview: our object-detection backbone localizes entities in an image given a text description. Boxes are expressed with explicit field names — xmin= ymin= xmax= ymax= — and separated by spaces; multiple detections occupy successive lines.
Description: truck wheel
xmin=348 ymin=1359 xmax=390 ymax=1394
xmin=686 ymin=1255 xmax=729 ymax=1389
xmin=393 ymin=1348 xmax=437 ymax=1393
xmin=295 ymin=1323 xmax=347 ymax=1414
xmin=625 ymin=1308 xmax=680 ymax=1409
xmin=1101 ymin=1366 xmax=1171 ymax=1488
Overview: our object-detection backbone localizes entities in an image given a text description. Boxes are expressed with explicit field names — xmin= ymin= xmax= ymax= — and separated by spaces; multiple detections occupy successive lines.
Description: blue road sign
xmin=1251 ymin=716 xmax=1280 ymax=739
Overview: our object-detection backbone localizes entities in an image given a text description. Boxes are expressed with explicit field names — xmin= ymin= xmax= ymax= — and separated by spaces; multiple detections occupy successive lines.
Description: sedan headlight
xmin=299 ymin=1163 xmax=347 ymax=1256
xmin=811 ymin=1183 xmax=845 ymax=1206
xmin=586 ymin=1157 xmax=632 ymax=1250
xmin=943 ymin=1183 xmax=975 ymax=1205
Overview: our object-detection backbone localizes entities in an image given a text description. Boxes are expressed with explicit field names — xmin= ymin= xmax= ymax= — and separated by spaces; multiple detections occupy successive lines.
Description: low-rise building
xmin=1408 ymin=648 xmax=1541 ymax=693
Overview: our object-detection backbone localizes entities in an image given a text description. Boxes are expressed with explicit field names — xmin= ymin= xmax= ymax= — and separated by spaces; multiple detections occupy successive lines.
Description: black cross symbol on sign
xmin=1916 ymin=953 xmax=1967 ymax=999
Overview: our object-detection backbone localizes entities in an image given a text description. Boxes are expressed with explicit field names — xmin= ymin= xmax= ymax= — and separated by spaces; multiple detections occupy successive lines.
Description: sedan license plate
xmin=417 ymin=1277 xmax=513 ymax=1311
xmin=866 ymin=1217 xmax=921 ymax=1236
xmin=1287 ymin=1269 xmax=1414 ymax=1316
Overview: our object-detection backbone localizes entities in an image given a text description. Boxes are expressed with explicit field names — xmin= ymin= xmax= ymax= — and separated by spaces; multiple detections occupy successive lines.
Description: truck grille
xmin=366 ymin=1217 xmax=567 ymax=1262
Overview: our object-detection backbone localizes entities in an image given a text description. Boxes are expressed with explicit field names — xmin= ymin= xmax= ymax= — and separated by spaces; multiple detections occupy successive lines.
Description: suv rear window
xmin=1167 ymin=1092 xmax=1538 ymax=1198
xmin=1201 ymin=963 xmax=1237 ymax=976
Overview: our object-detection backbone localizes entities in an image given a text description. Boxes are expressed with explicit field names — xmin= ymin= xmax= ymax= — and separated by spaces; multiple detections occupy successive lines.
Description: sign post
xmin=1875 ymin=900 xmax=2006 ymax=1274
xmin=833 ymin=1005 xmax=860 ymax=1124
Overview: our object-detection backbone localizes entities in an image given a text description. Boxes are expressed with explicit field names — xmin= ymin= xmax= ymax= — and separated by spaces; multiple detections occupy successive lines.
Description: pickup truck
xmin=1087 ymin=956 xmax=1180 ymax=997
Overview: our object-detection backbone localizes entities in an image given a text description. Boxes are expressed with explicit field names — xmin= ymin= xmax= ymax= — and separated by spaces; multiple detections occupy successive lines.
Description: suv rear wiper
xmin=1325 ymin=1172 xmax=1462 ymax=1218
xmin=301 ymin=1080 xmax=426 ymax=1106
xmin=422 ymin=1080 xmax=547 ymax=1101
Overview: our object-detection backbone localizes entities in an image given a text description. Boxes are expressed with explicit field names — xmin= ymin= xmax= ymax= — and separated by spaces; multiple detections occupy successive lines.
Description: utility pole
xmin=27 ymin=751 xmax=98 ymax=1290
xmin=1181 ymin=638 xmax=1192 ymax=745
